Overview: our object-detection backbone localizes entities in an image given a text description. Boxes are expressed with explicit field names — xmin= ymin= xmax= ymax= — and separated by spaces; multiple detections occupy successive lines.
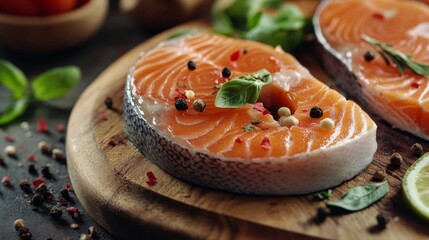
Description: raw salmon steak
xmin=315 ymin=0 xmax=429 ymax=139
xmin=124 ymin=33 xmax=377 ymax=195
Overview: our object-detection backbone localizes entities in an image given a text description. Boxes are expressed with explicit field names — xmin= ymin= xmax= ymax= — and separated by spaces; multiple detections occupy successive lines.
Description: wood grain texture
xmin=66 ymin=22 xmax=429 ymax=240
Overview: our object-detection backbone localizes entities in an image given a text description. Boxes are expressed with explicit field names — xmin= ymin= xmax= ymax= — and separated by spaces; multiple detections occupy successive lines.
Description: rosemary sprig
xmin=362 ymin=35 xmax=429 ymax=77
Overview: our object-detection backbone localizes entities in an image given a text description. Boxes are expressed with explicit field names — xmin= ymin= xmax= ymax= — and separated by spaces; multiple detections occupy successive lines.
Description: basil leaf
xmin=215 ymin=69 xmax=272 ymax=108
xmin=0 ymin=96 xmax=30 ymax=125
xmin=0 ymin=59 xmax=28 ymax=98
xmin=31 ymin=66 xmax=81 ymax=101
xmin=327 ymin=181 xmax=389 ymax=211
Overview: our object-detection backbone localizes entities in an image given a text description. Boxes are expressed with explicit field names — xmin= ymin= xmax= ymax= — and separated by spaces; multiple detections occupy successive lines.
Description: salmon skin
xmin=124 ymin=33 xmax=377 ymax=195
xmin=315 ymin=0 xmax=429 ymax=140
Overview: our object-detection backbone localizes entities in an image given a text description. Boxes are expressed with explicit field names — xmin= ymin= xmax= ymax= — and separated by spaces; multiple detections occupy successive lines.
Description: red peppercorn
xmin=230 ymin=50 xmax=240 ymax=62
xmin=100 ymin=114 xmax=108 ymax=121
xmin=372 ymin=12 xmax=384 ymax=20
xmin=147 ymin=171 xmax=156 ymax=180
xmin=66 ymin=183 xmax=72 ymax=192
xmin=3 ymin=135 xmax=14 ymax=142
xmin=27 ymin=154 xmax=36 ymax=161
xmin=56 ymin=123 xmax=65 ymax=133
xmin=411 ymin=82 xmax=420 ymax=88
xmin=32 ymin=177 xmax=45 ymax=188
xmin=261 ymin=137 xmax=271 ymax=150
xmin=37 ymin=119 xmax=48 ymax=133
xmin=235 ymin=137 xmax=243 ymax=143
xmin=1 ymin=176 xmax=11 ymax=185
xmin=108 ymin=140 xmax=117 ymax=146
xmin=146 ymin=179 xmax=157 ymax=186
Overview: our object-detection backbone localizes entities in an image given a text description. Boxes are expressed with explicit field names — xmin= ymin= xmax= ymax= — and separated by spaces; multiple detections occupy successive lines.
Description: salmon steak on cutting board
xmin=123 ymin=33 xmax=377 ymax=195
xmin=315 ymin=0 xmax=429 ymax=140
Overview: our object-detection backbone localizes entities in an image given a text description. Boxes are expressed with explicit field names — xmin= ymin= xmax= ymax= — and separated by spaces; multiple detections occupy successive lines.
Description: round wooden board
xmin=66 ymin=22 xmax=429 ymax=240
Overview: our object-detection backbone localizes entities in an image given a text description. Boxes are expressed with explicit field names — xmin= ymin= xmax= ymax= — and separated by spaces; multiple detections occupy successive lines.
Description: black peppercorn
xmin=364 ymin=51 xmax=375 ymax=62
xmin=310 ymin=106 xmax=323 ymax=118
xmin=18 ymin=227 xmax=32 ymax=240
xmin=193 ymin=99 xmax=206 ymax=112
xmin=34 ymin=183 xmax=47 ymax=195
xmin=19 ymin=180 xmax=32 ymax=194
xmin=389 ymin=152 xmax=403 ymax=169
xmin=28 ymin=164 xmax=37 ymax=176
xmin=316 ymin=206 xmax=330 ymax=222
xmin=222 ymin=67 xmax=231 ymax=78
xmin=411 ymin=143 xmax=424 ymax=157
xmin=0 ymin=156 xmax=4 ymax=166
xmin=175 ymin=98 xmax=188 ymax=111
xmin=376 ymin=213 xmax=390 ymax=229
xmin=187 ymin=60 xmax=196 ymax=70
xmin=60 ymin=188 xmax=71 ymax=201
xmin=31 ymin=193 xmax=44 ymax=206
xmin=49 ymin=205 xmax=62 ymax=219
xmin=41 ymin=166 xmax=52 ymax=179
xmin=104 ymin=97 xmax=113 ymax=109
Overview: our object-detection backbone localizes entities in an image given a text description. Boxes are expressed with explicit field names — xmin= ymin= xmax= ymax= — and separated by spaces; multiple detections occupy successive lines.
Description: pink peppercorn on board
xmin=66 ymin=22 xmax=429 ymax=240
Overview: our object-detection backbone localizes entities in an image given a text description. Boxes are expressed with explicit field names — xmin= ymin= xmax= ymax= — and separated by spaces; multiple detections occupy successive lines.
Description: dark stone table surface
xmin=0 ymin=1 xmax=152 ymax=239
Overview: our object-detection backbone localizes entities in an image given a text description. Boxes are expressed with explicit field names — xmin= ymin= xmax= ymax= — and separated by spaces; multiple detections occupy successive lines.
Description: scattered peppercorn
xmin=17 ymin=227 xmax=32 ymax=240
xmin=104 ymin=97 xmax=113 ymax=109
xmin=372 ymin=169 xmax=386 ymax=181
xmin=0 ymin=156 xmax=4 ymax=166
xmin=389 ymin=152 xmax=403 ymax=169
xmin=32 ymin=177 xmax=45 ymax=188
xmin=364 ymin=51 xmax=375 ymax=62
xmin=38 ymin=141 xmax=50 ymax=154
xmin=187 ymin=60 xmax=196 ymax=70
xmin=175 ymin=98 xmax=188 ymax=111
xmin=60 ymin=188 xmax=71 ymax=201
xmin=49 ymin=205 xmax=63 ymax=219
xmin=222 ymin=67 xmax=231 ymax=78
xmin=376 ymin=213 xmax=390 ymax=229
xmin=56 ymin=123 xmax=65 ymax=133
xmin=310 ymin=106 xmax=323 ymax=118
xmin=5 ymin=145 xmax=17 ymax=157
xmin=27 ymin=154 xmax=36 ymax=161
xmin=52 ymin=148 xmax=65 ymax=160
xmin=34 ymin=183 xmax=47 ymax=194
xmin=4 ymin=134 xmax=14 ymax=142
xmin=19 ymin=180 xmax=32 ymax=194
xmin=14 ymin=219 xmax=25 ymax=231
xmin=193 ymin=99 xmax=206 ymax=112
xmin=66 ymin=207 xmax=81 ymax=219
xmin=80 ymin=234 xmax=91 ymax=240
xmin=31 ymin=193 xmax=44 ymax=206
xmin=37 ymin=119 xmax=48 ymax=133
xmin=28 ymin=164 xmax=38 ymax=176
xmin=243 ymin=49 xmax=248 ymax=54
xmin=2 ymin=176 xmax=11 ymax=185
xmin=88 ymin=226 xmax=98 ymax=238
xmin=411 ymin=143 xmax=424 ymax=157
xmin=41 ymin=166 xmax=52 ymax=179
xmin=320 ymin=118 xmax=335 ymax=130
xmin=316 ymin=206 xmax=330 ymax=222
xmin=70 ymin=223 xmax=79 ymax=230
xmin=100 ymin=113 xmax=108 ymax=121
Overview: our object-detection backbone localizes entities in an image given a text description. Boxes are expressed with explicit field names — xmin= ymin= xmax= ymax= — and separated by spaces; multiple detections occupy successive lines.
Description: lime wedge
xmin=403 ymin=152 xmax=429 ymax=222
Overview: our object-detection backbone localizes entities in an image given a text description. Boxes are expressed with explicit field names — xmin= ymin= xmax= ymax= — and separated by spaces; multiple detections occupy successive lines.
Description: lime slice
xmin=403 ymin=152 xmax=429 ymax=222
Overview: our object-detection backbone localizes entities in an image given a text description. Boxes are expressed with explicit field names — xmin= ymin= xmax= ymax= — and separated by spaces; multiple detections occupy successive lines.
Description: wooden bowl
xmin=0 ymin=0 xmax=108 ymax=53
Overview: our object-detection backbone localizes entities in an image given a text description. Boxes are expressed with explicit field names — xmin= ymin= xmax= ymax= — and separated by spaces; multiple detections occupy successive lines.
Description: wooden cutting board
xmin=66 ymin=22 xmax=429 ymax=240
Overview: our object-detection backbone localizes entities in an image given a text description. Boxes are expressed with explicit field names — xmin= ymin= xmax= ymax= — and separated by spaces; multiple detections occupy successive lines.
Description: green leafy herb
xmin=215 ymin=69 xmax=272 ymax=108
xmin=0 ymin=59 xmax=81 ymax=125
xmin=315 ymin=189 xmax=333 ymax=200
xmin=212 ymin=0 xmax=312 ymax=51
xmin=243 ymin=125 xmax=257 ymax=131
xmin=250 ymin=119 xmax=262 ymax=124
xmin=362 ymin=35 xmax=429 ymax=77
xmin=327 ymin=181 xmax=389 ymax=211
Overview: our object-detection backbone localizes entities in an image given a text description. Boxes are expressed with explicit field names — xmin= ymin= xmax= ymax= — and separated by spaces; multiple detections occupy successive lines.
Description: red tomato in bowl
xmin=31 ymin=0 xmax=77 ymax=16
xmin=0 ymin=0 xmax=39 ymax=16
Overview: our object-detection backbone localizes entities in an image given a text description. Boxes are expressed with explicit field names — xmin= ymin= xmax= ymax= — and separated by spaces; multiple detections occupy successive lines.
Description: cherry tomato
xmin=0 ymin=0 xmax=39 ymax=16
xmin=32 ymin=0 xmax=77 ymax=16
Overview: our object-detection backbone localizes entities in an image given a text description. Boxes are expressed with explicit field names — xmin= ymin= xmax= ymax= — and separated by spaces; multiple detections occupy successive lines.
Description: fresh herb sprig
xmin=0 ymin=59 xmax=80 ymax=125
xmin=362 ymin=35 xmax=429 ymax=77
xmin=215 ymin=69 xmax=272 ymax=108
xmin=212 ymin=0 xmax=312 ymax=51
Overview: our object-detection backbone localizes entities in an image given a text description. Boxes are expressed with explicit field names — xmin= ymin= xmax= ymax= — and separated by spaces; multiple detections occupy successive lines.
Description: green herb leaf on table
xmin=212 ymin=0 xmax=311 ymax=51
xmin=32 ymin=66 xmax=81 ymax=101
xmin=0 ymin=59 xmax=28 ymax=98
xmin=327 ymin=181 xmax=389 ymax=211
xmin=215 ymin=69 xmax=272 ymax=108
xmin=0 ymin=59 xmax=81 ymax=125
xmin=362 ymin=35 xmax=429 ymax=77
